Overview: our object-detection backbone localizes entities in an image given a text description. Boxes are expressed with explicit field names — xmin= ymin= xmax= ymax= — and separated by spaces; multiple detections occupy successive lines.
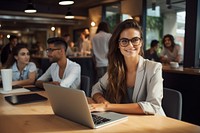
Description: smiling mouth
xmin=125 ymin=49 xmax=136 ymax=52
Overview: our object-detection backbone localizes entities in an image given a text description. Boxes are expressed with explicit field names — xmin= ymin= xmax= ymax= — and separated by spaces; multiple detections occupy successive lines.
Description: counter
xmin=162 ymin=64 xmax=200 ymax=125
xmin=162 ymin=65 xmax=200 ymax=75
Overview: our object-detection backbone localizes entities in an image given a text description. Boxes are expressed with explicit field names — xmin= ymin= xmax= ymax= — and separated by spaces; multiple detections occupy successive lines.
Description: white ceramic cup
xmin=1 ymin=69 xmax=12 ymax=92
xmin=170 ymin=62 xmax=179 ymax=68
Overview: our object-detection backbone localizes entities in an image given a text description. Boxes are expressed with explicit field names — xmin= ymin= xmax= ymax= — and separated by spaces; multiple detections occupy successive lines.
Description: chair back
xmin=162 ymin=88 xmax=182 ymax=120
xmin=80 ymin=75 xmax=90 ymax=97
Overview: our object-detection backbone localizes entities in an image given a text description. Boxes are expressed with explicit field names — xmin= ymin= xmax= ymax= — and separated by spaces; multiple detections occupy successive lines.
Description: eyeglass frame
xmin=46 ymin=48 xmax=61 ymax=53
xmin=118 ymin=37 xmax=142 ymax=47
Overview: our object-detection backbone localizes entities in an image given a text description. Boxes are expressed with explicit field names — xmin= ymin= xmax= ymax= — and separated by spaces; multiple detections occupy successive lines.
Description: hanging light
xmin=152 ymin=0 xmax=156 ymax=10
xmin=24 ymin=2 xmax=37 ymax=13
xmin=59 ymin=0 xmax=74 ymax=5
xmin=166 ymin=0 xmax=172 ymax=9
xmin=65 ymin=8 xmax=74 ymax=19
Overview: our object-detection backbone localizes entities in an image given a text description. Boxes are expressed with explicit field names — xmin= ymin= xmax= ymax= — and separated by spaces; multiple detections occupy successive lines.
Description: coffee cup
xmin=1 ymin=69 xmax=12 ymax=92
xmin=170 ymin=62 xmax=179 ymax=68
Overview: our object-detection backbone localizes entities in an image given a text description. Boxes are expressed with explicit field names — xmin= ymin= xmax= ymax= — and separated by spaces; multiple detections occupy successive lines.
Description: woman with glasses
xmin=3 ymin=43 xmax=37 ymax=86
xmin=89 ymin=19 xmax=165 ymax=116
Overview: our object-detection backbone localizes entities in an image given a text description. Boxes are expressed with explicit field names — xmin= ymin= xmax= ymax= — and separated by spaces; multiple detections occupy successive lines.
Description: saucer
xmin=0 ymin=88 xmax=30 ymax=94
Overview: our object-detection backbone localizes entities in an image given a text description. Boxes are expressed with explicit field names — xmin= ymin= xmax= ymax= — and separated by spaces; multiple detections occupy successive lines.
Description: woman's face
xmin=164 ymin=37 xmax=172 ymax=47
xmin=118 ymin=28 xmax=142 ymax=58
xmin=14 ymin=48 xmax=30 ymax=65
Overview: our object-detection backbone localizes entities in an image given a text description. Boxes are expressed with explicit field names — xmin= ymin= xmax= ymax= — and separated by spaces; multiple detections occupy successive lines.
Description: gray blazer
xmin=91 ymin=56 xmax=166 ymax=116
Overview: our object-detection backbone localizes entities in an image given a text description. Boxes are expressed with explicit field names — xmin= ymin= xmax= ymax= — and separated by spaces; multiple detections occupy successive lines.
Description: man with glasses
xmin=35 ymin=37 xmax=81 ymax=89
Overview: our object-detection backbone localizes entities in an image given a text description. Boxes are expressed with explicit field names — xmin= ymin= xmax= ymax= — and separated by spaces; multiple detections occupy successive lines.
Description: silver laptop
xmin=43 ymin=83 xmax=128 ymax=128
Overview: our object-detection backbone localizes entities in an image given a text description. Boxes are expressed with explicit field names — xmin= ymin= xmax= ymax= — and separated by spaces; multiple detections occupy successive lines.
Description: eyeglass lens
xmin=119 ymin=37 xmax=141 ymax=47
xmin=46 ymin=48 xmax=60 ymax=53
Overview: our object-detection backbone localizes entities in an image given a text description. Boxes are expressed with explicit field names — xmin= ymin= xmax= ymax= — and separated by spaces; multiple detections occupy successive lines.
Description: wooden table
xmin=1 ymin=91 xmax=200 ymax=133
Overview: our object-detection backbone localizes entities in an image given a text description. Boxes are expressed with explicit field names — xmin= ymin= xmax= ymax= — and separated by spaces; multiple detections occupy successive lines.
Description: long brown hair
xmin=162 ymin=34 xmax=176 ymax=48
xmin=105 ymin=19 xmax=143 ymax=103
xmin=4 ymin=44 xmax=29 ymax=69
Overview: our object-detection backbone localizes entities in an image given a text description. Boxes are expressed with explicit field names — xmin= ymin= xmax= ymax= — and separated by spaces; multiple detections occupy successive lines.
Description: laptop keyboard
xmin=92 ymin=114 xmax=111 ymax=125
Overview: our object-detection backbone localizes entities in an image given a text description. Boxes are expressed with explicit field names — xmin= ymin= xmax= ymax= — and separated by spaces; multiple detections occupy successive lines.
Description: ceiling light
xmin=59 ymin=0 xmax=74 ymax=5
xmin=65 ymin=12 xmax=74 ymax=19
xmin=166 ymin=0 xmax=171 ymax=6
xmin=166 ymin=0 xmax=172 ymax=9
xmin=51 ymin=26 xmax=55 ymax=31
xmin=65 ymin=8 xmax=74 ymax=19
xmin=24 ymin=3 xmax=37 ymax=13
xmin=91 ymin=21 xmax=96 ymax=27
xmin=152 ymin=0 xmax=156 ymax=10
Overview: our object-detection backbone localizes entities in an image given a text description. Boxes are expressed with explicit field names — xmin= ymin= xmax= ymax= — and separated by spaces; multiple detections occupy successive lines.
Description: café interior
xmin=0 ymin=0 xmax=200 ymax=131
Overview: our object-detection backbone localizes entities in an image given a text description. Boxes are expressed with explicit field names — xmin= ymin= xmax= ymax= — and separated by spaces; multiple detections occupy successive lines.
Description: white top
xmin=66 ymin=47 xmax=74 ymax=56
xmin=160 ymin=44 xmax=183 ymax=62
xmin=38 ymin=59 xmax=81 ymax=89
xmin=81 ymin=38 xmax=91 ymax=52
xmin=12 ymin=62 xmax=37 ymax=81
xmin=92 ymin=31 xmax=112 ymax=67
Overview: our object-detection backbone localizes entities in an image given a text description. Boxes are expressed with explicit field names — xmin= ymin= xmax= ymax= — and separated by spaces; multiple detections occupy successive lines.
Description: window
xmin=145 ymin=0 xmax=186 ymax=55
xmin=104 ymin=2 xmax=121 ymax=33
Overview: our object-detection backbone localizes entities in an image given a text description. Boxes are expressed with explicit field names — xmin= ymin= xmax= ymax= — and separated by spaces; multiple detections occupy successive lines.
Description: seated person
xmin=1 ymin=35 xmax=18 ymax=66
xmin=66 ymin=42 xmax=75 ymax=56
xmin=160 ymin=34 xmax=183 ymax=64
xmin=35 ymin=37 xmax=81 ymax=89
xmin=144 ymin=40 xmax=160 ymax=62
xmin=89 ymin=19 xmax=165 ymax=116
xmin=2 ymin=43 xmax=37 ymax=86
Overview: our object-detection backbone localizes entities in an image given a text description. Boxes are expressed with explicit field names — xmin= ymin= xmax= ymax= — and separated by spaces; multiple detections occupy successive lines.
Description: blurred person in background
xmin=92 ymin=22 xmax=112 ymax=81
xmin=63 ymin=33 xmax=76 ymax=56
xmin=144 ymin=39 xmax=160 ymax=62
xmin=66 ymin=41 xmax=75 ymax=56
xmin=63 ymin=33 xmax=71 ymax=49
xmin=1 ymin=35 xmax=18 ymax=66
xmin=76 ymin=29 xmax=92 ymax=55
xmin=160 ymin=34 xmax=183 ymax=64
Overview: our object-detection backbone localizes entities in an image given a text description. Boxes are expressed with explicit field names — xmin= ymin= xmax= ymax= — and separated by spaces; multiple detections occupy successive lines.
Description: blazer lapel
xmin=132 ymin=56 xmax=146 ymax=102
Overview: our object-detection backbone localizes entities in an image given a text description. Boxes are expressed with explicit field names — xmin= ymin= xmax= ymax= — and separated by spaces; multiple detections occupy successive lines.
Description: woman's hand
xmin=87 ymin=97 xmax=96 ymax=104
xmin=89 ymin=103 xmax=109 ymax=112
xmin=93 ymin=93 xmax=110 ymax=104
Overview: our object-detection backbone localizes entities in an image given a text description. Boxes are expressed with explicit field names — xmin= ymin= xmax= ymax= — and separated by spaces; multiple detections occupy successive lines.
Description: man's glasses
xmin=46 ymin=48 xmax=60 ymax=53
xmin=118 ymin=37 xmax=141 ymax=47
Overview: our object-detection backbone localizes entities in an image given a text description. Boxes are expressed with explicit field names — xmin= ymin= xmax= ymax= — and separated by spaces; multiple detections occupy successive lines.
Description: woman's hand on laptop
xmin=89 ymin=102 xmax=110 ymax=112
xmin=87 ymin=97 xmax=96 ymax=104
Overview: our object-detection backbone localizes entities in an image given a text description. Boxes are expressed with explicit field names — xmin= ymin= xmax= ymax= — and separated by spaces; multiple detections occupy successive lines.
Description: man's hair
xmin=47 ymin=37 xmax=67 ymax=50
xmin=9 ymin=35 xmax=18 ymax=41
xmin=63 ymin=33 xmax=70 ymax=37
xmin=150 ymin=40 xmax=159 ymax=48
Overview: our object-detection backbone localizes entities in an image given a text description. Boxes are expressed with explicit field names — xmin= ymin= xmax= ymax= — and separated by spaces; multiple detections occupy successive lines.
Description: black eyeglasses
xmin=46 ymin=48 xmax=60 ymax=53
xmin=118 ymin=37 xmax=141 ymax=47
